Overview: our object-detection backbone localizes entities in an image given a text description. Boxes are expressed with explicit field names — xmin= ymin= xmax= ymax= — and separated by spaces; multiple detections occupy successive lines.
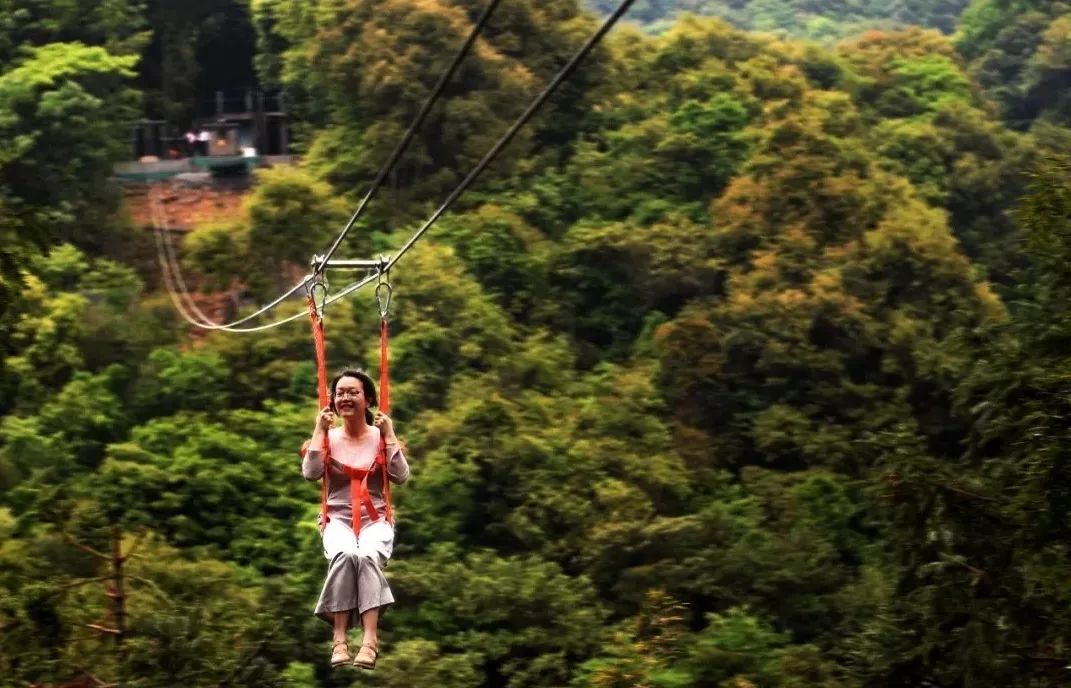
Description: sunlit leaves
xmin=243 ymin=165 xmax=349 ymax=297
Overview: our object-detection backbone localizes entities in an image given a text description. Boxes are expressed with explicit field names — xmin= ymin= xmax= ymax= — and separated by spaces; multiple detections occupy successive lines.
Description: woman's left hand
xmin=374 ymin=411 xmax=396 ymax=440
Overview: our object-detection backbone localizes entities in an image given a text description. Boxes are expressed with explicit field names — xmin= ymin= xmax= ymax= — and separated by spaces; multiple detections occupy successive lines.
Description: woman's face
xmin=333 ymin=376 xmax=368 ymax=419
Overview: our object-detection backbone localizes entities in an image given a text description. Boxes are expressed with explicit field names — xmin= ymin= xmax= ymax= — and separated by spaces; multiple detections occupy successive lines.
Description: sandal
xmin=330 ymin=639 xmax=352 ymax=668
xmin=353 ymin=643 xmax=378 ymax=670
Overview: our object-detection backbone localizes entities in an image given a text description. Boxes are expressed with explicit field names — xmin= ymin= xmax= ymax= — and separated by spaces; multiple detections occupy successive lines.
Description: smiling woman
xmin=300 ymin=368 xmax=410 ymax=670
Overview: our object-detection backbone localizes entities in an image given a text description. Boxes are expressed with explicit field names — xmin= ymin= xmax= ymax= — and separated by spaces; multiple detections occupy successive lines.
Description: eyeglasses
xmin=335 ymin=390 xmax=363 ymax=399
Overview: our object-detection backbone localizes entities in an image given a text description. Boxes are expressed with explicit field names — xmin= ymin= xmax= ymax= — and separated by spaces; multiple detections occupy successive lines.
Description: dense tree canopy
xmin=958 ymin=0 xmax=1071 ymax=134
xmin=2 ymin=1 xmax=1070 ymax=687
xmin=588 ymin=0 xmax=972 ymax=36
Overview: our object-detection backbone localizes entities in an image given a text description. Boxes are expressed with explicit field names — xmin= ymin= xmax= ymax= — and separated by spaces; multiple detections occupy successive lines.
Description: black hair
xmin=329 ymin=368 xmax=378 ymax=425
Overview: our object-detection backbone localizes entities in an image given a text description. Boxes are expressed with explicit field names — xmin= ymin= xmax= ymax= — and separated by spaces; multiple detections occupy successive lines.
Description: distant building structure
xmin=195 ymin=89 xmax=289 ymax=157
xmin=130 ymin=119 xmax=176 ymax=159
xmin=122 ymin=88 xmax=293 ymax=181
xmin=128 ymin=88 xmax=289 ymax=159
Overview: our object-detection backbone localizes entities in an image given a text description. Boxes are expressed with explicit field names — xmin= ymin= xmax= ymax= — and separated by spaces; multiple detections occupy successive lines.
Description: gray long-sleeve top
xmin=302 ymin=425 xmax=410 ymax=528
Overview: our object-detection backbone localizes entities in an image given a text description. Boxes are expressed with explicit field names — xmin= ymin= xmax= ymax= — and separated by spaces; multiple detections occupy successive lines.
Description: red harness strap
xmin=378 ymin=318 xmax=393 ymax=524
xmin=307 ymin=295 xmax=331 ymax=533
xmin=338 ymin=463 xmax=380 ymax=536
xmin=303 ymin=296 xmax=395 ymax=536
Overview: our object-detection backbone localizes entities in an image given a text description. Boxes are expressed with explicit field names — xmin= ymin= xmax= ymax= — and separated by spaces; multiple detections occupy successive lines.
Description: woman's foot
xmin=330 ymin=640 xmax=352 ymax=668
xmin=353 ymin=643 xmax=378 ymax=670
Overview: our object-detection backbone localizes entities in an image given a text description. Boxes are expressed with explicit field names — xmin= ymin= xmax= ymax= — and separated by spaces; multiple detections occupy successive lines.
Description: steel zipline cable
xmin=151 ymin=180 xmax=380 ymax=332
xmin=157 ymin=0 xmax=505 ymax=332
xmin=315 ymin=0 xmax=506 ymax=273
xmin=149 ymin=183 xmax=373 ymax=333
xmin=384 ymin=0 xmax=637 ymax=273
xmin=205 ymin=272 xmax=381 ymax=333
xmin=149 ymin=184 xmax=213 ymax=328
xmin=150 ymin=184 xmax=224 ymax=326
xmin=163 ymin=0 xmax=637 ymax=333
xmin=150 ymin=179 xmax=379 ymax=332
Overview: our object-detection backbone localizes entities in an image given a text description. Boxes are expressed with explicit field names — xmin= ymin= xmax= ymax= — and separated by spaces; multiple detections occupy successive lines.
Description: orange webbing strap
xmin=307 ymin=295 xmax=331 ymax=532
xmin=339 ymin=464 xmax=379 ymax=536
xmin=379 ymin=318 xmax=390 ymax=415
xmin=379 ymin=317 xmax=393 ymax=523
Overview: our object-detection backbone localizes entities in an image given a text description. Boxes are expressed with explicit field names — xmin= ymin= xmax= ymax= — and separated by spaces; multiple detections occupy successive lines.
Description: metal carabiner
xmin=375 ymin=270 xmax=393 ymax=321
xmin=304 ymin=274 xmax=329 ymax=319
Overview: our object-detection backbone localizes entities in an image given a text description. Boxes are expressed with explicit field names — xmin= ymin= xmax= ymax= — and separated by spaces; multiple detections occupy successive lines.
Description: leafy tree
xmin=0 ymin=0 xmax=148 ymax=69
xmin=2 ymin=245 xmax=169 ymax=416
xmin=869 ymin=157 xmax=1071 ymax=687
xmin=129 ymin=346 xmax=232 ymax=420
xmin=435 ymin=203 xmax=551 ymax=321
xmin=0 ymin=43 xmax=138 ymax=321
xmin=262 ymin=0 xmax=538 ymax=212
xmin=586 ymin=0 xmax=972 ymax=37
xmin=959 ymin=0 xmax=1071 ymax=129
xmin=7 ymin=6 xmax=1071 ymax=688
xmin=0 ymin=528 xmax=289 ymax=687
xmin=154 ymin=167 xmax=343 ymax=305
xmin=243 ymin=164 xmax=349 ymax=297
xmin=450 ymin=0 xmax=609 ymax=151
xmin=137 ymin=0 xmax=258 ymax=122
xmin=181 ymin=218 xmax=247 ymax=293
xmin=572 ymin=590 xmax=691 ymax=688
xmin=841 ymin=28 xmax=1035 ymax=280
xmin=375 ymin=241 xmax=517 ymax=416
xmin=89 ymin=406 xmax=314 ymax=573
xmin=1024 ymin=14 xmax=1071 ymax=124
xmin=540 ymin=213 xmax=723 ymax=363
xmin=389 ymin=545 xmax=608 ymax=688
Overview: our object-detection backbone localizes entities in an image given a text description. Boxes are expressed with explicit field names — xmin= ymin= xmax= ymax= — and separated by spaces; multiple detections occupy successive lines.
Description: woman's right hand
xmin=315 ymin=405 xmax=334 ymax=433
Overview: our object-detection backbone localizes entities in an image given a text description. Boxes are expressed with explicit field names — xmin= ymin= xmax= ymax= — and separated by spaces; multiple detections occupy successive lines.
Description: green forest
xmin=587 ymin=0 xmax=974 ymax=36
xmin=2 ymin=0 xmax=1071 ymax=686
